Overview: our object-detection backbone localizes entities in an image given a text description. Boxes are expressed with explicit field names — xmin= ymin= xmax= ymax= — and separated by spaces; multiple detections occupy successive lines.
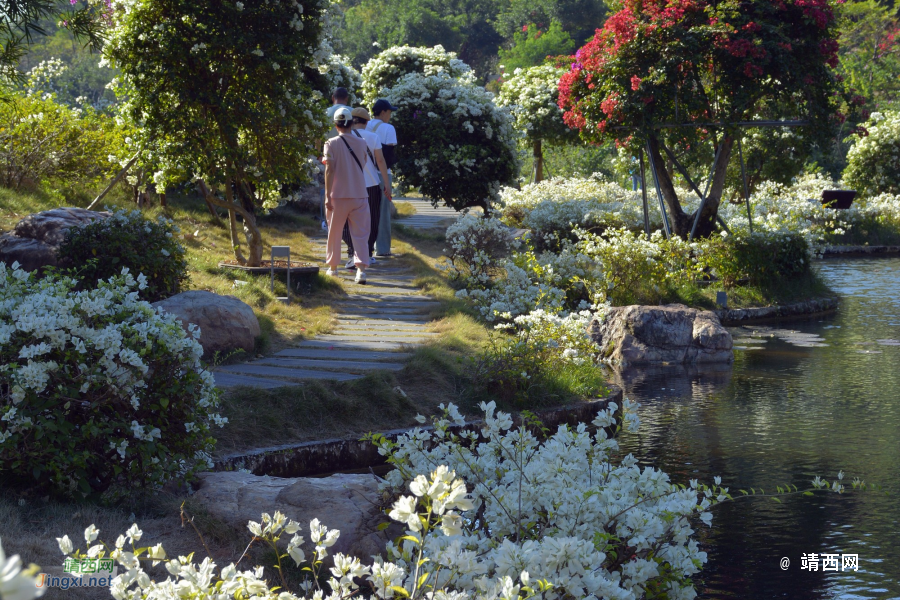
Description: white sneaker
xmin=355 ymin=269 xmax=367 ymax=284
xmin=325 ymin=267 xmax=336 ymax=277
xmin=369 ymin=256 xmax=376 ymax=264
xmin=345 ymin=258 xmax=356 ymax=270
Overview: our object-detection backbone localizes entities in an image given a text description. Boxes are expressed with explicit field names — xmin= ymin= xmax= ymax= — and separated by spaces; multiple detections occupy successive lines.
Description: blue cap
xmin=372 ymin=99 xmax=399 ymax=114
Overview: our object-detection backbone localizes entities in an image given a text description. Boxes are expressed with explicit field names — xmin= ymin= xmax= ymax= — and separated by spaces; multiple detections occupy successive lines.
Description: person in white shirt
xmin=341 ymin=107 xmax=392 ymax=269
xmin=319 ymin=88 xmax=351 ymax=231
xmin=366 ymin=99 xmax=399 ymax=256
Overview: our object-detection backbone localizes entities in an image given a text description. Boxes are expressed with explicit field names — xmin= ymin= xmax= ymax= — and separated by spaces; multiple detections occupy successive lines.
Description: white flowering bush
xmin=496 ymin=65 xmax=577 ymax=147
xmin=361 ymin=45 xmax=474 ymax=105
xmin=320 ymin=54 xmax=363 ymax=104
xmin=843 ymin=111 xmax=900 ymax=197
xmin=385 ymin=72 xmax=519 ymax=212
xmin=442 ymin=214 xmax=514 ymax=286
xmin=470 ymin=310 xmax=606 ymax=404
xmin=0 ymin=263 xmax=224 ymax=499
xmin=57 ymin=209 xmax=189 ymax=303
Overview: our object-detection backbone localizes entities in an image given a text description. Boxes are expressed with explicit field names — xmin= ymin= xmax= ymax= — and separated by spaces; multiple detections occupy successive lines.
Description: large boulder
xmin=192 ymin=471 xmax=397 ymax=561
xmin=589 ymin=304 xmax=733 ymax=366
xmin=152 ymin=290 xmax=260 ymax=356
xmin=0 ymin=207 xmax=108 ymax=272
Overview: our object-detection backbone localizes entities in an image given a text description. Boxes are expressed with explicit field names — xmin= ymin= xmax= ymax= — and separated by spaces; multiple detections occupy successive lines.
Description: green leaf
xmin=390 ymin=586 xmax=411 ymax=598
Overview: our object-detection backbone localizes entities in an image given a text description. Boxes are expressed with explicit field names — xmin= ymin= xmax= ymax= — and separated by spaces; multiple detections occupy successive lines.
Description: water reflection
xmin=615 ymin=257 xmax=900 ymax=599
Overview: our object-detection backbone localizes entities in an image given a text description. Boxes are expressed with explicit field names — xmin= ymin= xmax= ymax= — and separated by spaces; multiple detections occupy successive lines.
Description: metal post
xmin=738 ymin=137 xmax=753 ymax=233
xmin=639 ymin=150 xmax=650 ymax=237
xmin=271 ymin=246 xmax=291 ymax=304
xmin=645 ymin=140 xmax=672 ymax=239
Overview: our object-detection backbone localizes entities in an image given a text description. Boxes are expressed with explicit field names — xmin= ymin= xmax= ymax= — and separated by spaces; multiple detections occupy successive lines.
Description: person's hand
xmin=325 ymin=194 xmax=334 ymax=212
xmin=383 ymin=186 xmax=392 ymax=202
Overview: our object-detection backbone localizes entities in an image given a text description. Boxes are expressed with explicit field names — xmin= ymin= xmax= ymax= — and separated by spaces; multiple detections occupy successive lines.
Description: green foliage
xmin=837 ymin=0 xmax=900 ymax=112
xmin=494 ymin=0 xmax=607 ymax=46
xmin=57 ymin=209 xmax=189 ymax=303
xmin=843 ymin=110 xmax=900 ymax=196
xmin=471 ymin=313 xmax=606 ymax=407
xmin=0 ymin=91 xmax=121 ymax=197
xmin=497 ymin=22 xmax=575 ymax=73
xmin=700 ymin=230 xmax=811 ymax=291
xmin=0 ymin=0 xmax=105 ymax=88
xmin=518 ymin=143 xmax=618 ymax=181
xmin=339 ymin=0 xmax=502 ymax=78
xmin=0 ymin=265 xmax=221 ymax=500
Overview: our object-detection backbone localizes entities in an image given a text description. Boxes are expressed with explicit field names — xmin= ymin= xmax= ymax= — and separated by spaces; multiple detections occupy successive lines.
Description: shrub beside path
xmin=213 ymin=197 xmax=457 ymax=388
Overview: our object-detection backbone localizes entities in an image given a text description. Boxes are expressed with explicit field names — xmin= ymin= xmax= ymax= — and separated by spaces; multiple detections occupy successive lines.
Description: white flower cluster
xmin=361 ymin=45 xmax=474 ymax=105
xmin=843 ymin=110 xmax=900 ymax=197
xmin=500 ymin=173 xmax=900 ymax=254
xmin=33 ymin=401 xmax=731 ymax=600
xmin=376 ymin=401 xmax=715 ymax=600
xmin=319 ymin=54 xmax=362 ymax=104
xmin=495 ymin=65 xmax=576 ymax=145
xmin=0 ymin=262 xmax=223 ymax=494
xmin=441 ymin=213 xmax=514 ymax=285
xmin=507 ymin=309 xmax=600 ymax=365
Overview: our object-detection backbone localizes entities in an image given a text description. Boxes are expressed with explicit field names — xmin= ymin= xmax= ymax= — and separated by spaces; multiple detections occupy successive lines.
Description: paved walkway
xmin=213 ymin=197 xmax=457 ymax=388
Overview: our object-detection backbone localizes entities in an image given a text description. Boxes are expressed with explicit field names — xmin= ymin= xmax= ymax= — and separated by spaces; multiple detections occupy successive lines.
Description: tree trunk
xmin=196 ymin=181 xmax=223 ymax=223
xmin=533 ymin=139 xmax=544 ymax=183
xmin=223 ymin=176 xmax=263 ymax=267
xmin=647 ymin=134 xmax=734 ymax=239
xmin=159 ymin=192 xmax=167 ymax=207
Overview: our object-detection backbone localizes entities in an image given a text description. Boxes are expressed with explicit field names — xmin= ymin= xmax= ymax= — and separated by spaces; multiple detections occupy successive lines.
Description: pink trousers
xmin=326 ymin=197 xmax=370 ymax=268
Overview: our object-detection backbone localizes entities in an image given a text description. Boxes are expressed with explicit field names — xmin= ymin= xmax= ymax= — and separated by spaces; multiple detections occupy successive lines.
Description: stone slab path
xmin=213 ymin=197 xmax=458 ymax=388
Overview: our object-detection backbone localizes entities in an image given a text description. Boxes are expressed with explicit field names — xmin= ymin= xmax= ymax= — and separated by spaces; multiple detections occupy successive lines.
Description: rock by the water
xmin=589 ymin=304 xmax=733 ymax=366
xmin=193 ymin=471 xmax=397 ymax=560
xmin=153 ymin=290 xmax=260 ymax=356
xmin=0 ymin=207 xmax=108 ymax=272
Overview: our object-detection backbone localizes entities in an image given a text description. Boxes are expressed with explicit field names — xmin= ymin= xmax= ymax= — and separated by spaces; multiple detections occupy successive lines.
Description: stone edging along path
xmin=213 ymin=385 xmax=623 ymax=478
xmin=212 ymin=197 xmax=458 ymax=389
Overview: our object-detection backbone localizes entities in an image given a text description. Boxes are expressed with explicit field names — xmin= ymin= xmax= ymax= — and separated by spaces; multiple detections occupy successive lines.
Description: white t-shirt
xmin=351 ymin=128 xmax=382 ymax=188
xmin=366 ymin=119 xmax=397 ymax=146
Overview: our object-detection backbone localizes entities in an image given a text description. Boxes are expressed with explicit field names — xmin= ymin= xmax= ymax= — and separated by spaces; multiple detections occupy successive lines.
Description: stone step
xmin=319 ymin=332 xmax=436 ymax=341
xmin=214 ymin=372 xmax=297 ymax=389
xmin=296 ymin=339 xmax=412 ymax=351
xmin=335 ymin=322 xmax=431 ymax=331
xmin=275 ymin=348 xmax=411 ymax=360
xmin=217 ymin=363 xmax=362 ymax=381
xmin=255 ymin=357 xmax=405 ymax=372
xmin=339 ymin=313 xmax=433 ymax=322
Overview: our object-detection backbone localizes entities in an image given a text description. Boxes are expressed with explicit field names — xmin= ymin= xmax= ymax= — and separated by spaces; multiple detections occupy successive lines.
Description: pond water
xmin=615 ymin=257 xmax=900 ymax=599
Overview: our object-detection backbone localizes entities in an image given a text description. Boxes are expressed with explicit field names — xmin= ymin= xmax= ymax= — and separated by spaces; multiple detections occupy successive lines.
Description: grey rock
xmin=193 ymin=471 xmax=397 ymax=561
xmin=589 ymin=304 xmax=733 ymax=366
xmin=153 ymin=290 xmax=260 ymax=356
xmin=0 ymin=207 xmax=108 ymax=272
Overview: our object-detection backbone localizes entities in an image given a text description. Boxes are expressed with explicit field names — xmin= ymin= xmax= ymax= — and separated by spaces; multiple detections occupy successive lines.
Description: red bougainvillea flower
xmin=631 ymin=75 xmax=642 ymax=90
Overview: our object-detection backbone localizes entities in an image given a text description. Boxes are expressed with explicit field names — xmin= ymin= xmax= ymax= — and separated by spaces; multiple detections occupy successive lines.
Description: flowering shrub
xmin=442 ymin=214 xmax=514 ymax=286
xmin=57 ymin=209 xmax=189 ymax=303
xmin=386 ymin=72 xmax=519 ymax=212
xmin=700 ymin=230 xmax=810 ymax=290
xmin=361 ymin=45 xmax=473 ymax=105
xmin=496 ymin=65 xmax=577 ymax=147
xmin=472 ymin=310 xmax=606 ymax=404
xmin=557 ymin=0 xmax=853 ymax=238
xmin=843 ymin=111 xmax=900 ymax=196
xmin=321 ymin=54 xmax=363 ymax=104
xmin=0 ymin=91 xmax=120 ymax=192
xmin=0 ymin=263 xmax=224 ymax=498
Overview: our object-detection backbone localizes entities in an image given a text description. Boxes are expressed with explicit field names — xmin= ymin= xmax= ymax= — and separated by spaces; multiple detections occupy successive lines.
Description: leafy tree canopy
xmin=104 ymin=0 xmax=332 ymax=266
xmin=497 ymin=21 xmax=576 ymax=73
xmin=559 ymin=0 xmax=855 ymax=238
